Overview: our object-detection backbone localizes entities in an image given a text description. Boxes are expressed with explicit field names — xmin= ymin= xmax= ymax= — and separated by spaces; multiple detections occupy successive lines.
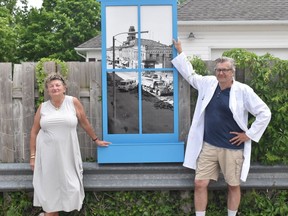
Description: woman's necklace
xmin=51 ymin=96 xmax=65 ymax=110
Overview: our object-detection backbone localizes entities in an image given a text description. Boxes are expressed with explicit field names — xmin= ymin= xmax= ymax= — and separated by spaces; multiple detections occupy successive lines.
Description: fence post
xmin=89 ymin=62 xmax=102 ymax=161
xmin=0 ymin=63 xmax=14 ymax=162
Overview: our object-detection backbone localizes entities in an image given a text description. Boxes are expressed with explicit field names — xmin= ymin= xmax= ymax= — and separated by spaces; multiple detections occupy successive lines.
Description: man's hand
xmin=229 ymin=132 xmax=250 ymax=146
xmin=173 ymin=39 xmax=183 ymax=54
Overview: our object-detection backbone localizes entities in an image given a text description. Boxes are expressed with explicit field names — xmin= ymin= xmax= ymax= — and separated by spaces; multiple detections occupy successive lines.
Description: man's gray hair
xmin=215 ymin=57 xmax=236 ymax=72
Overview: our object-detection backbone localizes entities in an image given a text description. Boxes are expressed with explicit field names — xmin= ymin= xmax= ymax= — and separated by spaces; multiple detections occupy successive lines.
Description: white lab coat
xmin=172 ymin=53 xmax=271 ymax=182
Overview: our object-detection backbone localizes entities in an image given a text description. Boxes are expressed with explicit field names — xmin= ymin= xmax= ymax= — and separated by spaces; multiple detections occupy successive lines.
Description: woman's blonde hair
xmin=44 ymin=72 xmax=67 ymax=89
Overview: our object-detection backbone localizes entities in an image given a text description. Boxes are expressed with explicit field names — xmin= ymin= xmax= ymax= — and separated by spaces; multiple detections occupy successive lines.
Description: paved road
xmin=116 ymin=71 xmax=173 ymax=104
xmin=107 ymin=81 xmax=174 ymax=134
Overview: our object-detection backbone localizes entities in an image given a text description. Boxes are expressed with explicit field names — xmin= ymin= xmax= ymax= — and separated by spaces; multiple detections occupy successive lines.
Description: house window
xmin=88 ymin=58 xmax=96 ymax=62
xmin=98 ymin=0 xmax=183 ymax=163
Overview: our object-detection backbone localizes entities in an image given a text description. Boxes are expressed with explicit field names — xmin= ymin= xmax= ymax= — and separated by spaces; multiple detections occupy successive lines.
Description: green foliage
xmin=191 ymin=56 xmax=210 ymax=75
xmin=188 ymin=56 xmax=211 ymax=115
xmin=0 ymin=191 xmax=185 ymax=216
xmin=222 ymin=49 xmax=288 ymax=165
xmin=0 ymin=5 xmax=18 ymax=62
xmin=35 ymin=57 xmax=68 ymax=107
xmin=1 ymin=190 xmax=287 ymax=215
xmin=0 ymin=193 xmax=3 ymax=216
xmin=20 ymin=0 xmax=101 ymax=62
xmin=204 ymin=189 xmax=288 ymax=216
xmin=1 ymin=0 xmax=101 ymax=63
xmin=81 ymin=191 xmax=183 ymax=216
xmin=239 ymin=190 xmax=288 ymax=215
xmin=1 ymin=192 xmax=41 ymax=216
xmin=178 ymin=0 xmax=187 ymax=4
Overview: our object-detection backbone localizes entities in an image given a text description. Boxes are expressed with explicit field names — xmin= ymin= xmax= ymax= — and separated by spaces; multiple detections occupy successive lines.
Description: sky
xmin=27 ymin=0 xmax=43 ymax=8
xmin=17 ymin=0 xmax=43 ymax=9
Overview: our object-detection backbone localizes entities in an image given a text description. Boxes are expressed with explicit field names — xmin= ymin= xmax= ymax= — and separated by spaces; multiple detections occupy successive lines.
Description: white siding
xmin=86 ymin=50 xmax=102 ymax=62
xmin=178 ymin=24 xmax=288 ymax=60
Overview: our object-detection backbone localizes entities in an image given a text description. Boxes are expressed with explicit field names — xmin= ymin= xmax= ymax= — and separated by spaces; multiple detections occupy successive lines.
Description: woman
xmin=30 ymin=73 xmax=110 ymax=216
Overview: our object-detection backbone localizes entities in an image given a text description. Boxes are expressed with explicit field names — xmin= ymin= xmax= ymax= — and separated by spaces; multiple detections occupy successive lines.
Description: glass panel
xmin=105 ymin=5 xmax=175 ymax=135
xmin=142 ymin=71 xmax=174 ymax=133
xmin=106 ymin=6 xmax=138 ymax=69
xmin=107 ymin=72 xmax=139 ymax=134
xmin=140 ymin=6 xmax=174 ymax=133
xmin=140 ymin=6 xmax=173 ymax=69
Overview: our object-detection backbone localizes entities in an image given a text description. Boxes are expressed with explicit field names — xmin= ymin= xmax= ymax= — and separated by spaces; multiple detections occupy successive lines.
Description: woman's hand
xmin=95 ymin=140 xmax=111 ymax=147
xmin=30 ymin=158 xmax=35 ymax=171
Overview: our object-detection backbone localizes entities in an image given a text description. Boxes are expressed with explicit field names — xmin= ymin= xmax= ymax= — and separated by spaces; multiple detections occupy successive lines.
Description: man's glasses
xmin=215 ymin=68 xmax=232 ymax=73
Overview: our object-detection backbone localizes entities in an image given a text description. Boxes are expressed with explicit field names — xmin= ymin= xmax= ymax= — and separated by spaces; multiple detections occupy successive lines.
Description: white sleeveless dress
xmin=33 ymin=95 xmax=84 ymax=212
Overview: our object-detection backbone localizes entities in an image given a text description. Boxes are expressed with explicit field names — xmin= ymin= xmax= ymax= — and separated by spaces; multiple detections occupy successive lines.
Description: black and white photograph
xmin=106 ymin=6 xmax=173 ymax=70
xmin=105 ymin=5 xmax=174 ymax=134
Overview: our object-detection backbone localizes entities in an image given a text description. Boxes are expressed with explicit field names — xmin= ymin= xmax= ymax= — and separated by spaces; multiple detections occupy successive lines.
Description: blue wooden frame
xmin=97 ymin=0 xmax=184 ymax=163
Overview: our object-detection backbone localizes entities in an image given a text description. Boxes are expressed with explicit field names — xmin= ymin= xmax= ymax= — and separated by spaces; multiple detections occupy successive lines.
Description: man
xmin=172 ymin=40 xmax=271 ymax=216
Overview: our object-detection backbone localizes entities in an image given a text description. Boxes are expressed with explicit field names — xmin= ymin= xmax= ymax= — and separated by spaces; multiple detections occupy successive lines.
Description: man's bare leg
xmin=227 ymin=184 xmax=241 ymax=216
xmin=194 ymin=179 xmax=210 ymax=213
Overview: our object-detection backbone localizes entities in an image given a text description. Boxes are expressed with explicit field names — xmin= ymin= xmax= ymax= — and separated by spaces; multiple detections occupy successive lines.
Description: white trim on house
xmin=178 ymin=20 xmax=288 ymax=25
xmin=75 ymin=48 xmax=102 ymax=62
xmin=75 ymin=48 xmax=102 ymax=51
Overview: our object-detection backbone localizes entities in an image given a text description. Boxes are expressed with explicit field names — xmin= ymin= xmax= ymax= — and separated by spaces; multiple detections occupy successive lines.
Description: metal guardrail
xmin=0 ymin=163 xmax=287 ymax=192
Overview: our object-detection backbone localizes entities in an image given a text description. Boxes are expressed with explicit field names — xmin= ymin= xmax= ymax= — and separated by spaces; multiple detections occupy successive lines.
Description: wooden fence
xmin=0 ymin=61 xmax=191 ymax=163
xmin=2 ymin=62 xmax=288 ymax=193
xmin=0 ymin=62 xmax=107 ymax=163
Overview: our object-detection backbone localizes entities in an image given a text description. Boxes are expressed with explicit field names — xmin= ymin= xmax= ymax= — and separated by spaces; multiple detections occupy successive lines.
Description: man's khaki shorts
xmin=195 ymin=142 xmax=244 ymax=186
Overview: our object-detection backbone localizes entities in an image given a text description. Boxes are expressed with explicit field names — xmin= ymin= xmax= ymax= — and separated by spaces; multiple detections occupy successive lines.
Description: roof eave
xmin=74 ymin=47 xmax=101 ymax=51
xmin=178 ymin=20 xmax=288 ymax=25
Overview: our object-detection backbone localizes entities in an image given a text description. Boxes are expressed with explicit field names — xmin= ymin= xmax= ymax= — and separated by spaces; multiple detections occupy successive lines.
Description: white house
xmin=75 ymin=34 xmax=102 ymax=62
xmin=75 ymin=0 xmax=288 ymax=61
xmin=177 ymin=0 xmax=288 ymax=60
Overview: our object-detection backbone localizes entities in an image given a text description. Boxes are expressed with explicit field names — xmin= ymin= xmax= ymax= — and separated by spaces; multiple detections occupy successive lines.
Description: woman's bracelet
xmin=92 ymin=137 xmax=98 ymax=142
xmin=30 ymin=154 xmax=35 ymax=159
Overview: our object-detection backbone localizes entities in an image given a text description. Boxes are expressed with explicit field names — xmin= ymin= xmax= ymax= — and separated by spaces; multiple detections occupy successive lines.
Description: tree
xmin=0 ymin=1 xmax=19 ymax=62
xmin=18 ymin=0 xmax=101 ymax=62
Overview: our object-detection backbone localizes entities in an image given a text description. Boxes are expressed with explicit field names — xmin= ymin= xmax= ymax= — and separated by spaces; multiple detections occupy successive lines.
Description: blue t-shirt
xmin=204 ymin=85 xmax=244 ymax=149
